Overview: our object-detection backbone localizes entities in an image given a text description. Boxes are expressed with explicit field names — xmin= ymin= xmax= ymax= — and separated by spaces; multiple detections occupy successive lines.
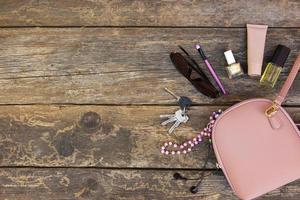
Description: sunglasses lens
xmin=194 ymin=79 xmax=219 ymax=98
xmin=170 ymin=52 xmax=219 ymax=98
xmin=170 ymin=52 xmax=190 ymax=77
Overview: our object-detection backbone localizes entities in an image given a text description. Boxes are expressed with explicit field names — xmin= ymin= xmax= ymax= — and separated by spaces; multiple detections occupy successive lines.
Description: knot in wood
xmin=79 ymin=112 xmax=101 ymax=131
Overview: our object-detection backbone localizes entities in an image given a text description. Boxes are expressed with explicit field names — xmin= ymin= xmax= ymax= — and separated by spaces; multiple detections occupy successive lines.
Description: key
xmin=168 ymin=120 xmax=181 ymax=134
xmin=178 ymin=96 xmax=193 ymax=110
xmin=160 ymin=109 xmax=189 ymax=133
xmin=164 ymin=88 xmax=192 ymax=109
xmin=159 ymin=114 xmax=175 ymax=118
xmin=168 ymin=110 xmax=189 ymax=133
xmin=164 ymin=87 xmax=180 ymax=100
xmin=161 ymin=110 xmax=189 ymax=125
xmin=161 ymin=116 xmax=177 ymax=126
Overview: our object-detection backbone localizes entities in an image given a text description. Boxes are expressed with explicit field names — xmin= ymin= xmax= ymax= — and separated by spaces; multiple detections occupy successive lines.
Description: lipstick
xmin=195 ymin=44 xmax=227 ymax=95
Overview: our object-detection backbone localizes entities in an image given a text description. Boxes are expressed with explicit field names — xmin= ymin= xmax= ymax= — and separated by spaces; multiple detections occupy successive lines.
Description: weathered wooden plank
xmin=0 ymin=105 xmax=219 ymax=168
xmin=0 ymin=0 xmax=299 ymax=27
xmin=0 ymin=105 xmax=299 ymax=168
xmin=1 ymin=168 xmax=300 ymax=200
xmin=0 ymin=28 xmax=299 ymax=105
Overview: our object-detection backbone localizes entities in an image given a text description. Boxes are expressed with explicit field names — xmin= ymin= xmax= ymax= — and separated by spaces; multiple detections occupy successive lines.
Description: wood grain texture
xmin=0 ymin=28 xmax=299 ymax=105
xmin=1 ymin=168 xmax=300 ymax=200
xmin=0 ymin=0 xmax=299 ymax=27
xmin=0 ymin=105 xmax=220 ymax=168
xmin=0 ymin=105 xmax=299 ymax=168
xmin=1 ymin=1 xmax=300 ymax=199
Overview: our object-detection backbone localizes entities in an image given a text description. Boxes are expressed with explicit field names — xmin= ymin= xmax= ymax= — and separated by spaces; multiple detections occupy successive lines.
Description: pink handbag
xmin=212 ymin=54 xmax=300 ymax=200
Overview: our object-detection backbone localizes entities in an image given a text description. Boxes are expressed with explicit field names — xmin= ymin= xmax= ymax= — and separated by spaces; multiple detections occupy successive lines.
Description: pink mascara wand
xmin=195 ymin=44 xmax=227 ymax=95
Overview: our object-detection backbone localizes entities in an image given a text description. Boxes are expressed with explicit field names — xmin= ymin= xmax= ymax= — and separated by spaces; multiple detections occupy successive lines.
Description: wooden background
xmin=0 ymin=0 xmax=299 ymax=199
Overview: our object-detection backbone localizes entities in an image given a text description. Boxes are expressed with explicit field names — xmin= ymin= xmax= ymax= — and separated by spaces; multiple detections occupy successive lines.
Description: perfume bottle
xmin=224 ymin=50 xmax=244 ymax=79
xmin=260 ymin=45 xmax=290 ymax=88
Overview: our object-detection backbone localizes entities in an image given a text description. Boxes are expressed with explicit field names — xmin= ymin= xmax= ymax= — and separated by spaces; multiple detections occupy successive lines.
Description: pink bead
xmin=177 ymin=151 xmax=181 ymax=154
xmin=183 ymin=143 xmax=187 ymax=147
xmin=194 ymin=141 xmax=199 ymax=145
xmin=197 ymin=134 xmax=201 ymax=138
xmin=193 ymin=138 xmax=197 ymax=141
xmin=198 ymin=137 xmax=202 ymax=141
xmin=208 ymin=133 xmax=211 ymax=137
xmin=200 ymin=131 xmax=204 ymax=135
xmin=161 ymin=146 xmax=165 ymax=150
xmin=180 ymin=145 xmax=184 ymax=149
xmin=164 ymin=142 xmax=168 ymax=147
xmin=161 ymin=150 xmax=165 ymax=154
xmin=173 ymin=144 xmax=177 ymax=148
xmin=204 ymin=132 xmax=207 ymax=136
xmin=171 ymin=151 xmax=175 ymax=155
xmin=165 ymin=151 xmax=169 ymax=155
xmin=169 ymin=142 xmax=173 ymax=145
xmin=188 ymin=140 xmax=192 ymax=144
xmin=190 ymin=143 xmax=194 ymax=147
xmin=183 ymin=150 xmax=187 ymax=154
xmin=187 ymin=148 xmax=191 ymax=152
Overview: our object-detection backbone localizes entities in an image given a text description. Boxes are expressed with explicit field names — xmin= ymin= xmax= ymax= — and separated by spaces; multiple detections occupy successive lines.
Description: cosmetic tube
xmin=247 ymin=24 xmax=268 ymax=76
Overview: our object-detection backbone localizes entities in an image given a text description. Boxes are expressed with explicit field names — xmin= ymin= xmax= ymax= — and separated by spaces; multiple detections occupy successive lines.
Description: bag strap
xmin=274 ymin=54 xmax=300 ymax=105
xmin=265 ymin=54 xmax=300 ymax=117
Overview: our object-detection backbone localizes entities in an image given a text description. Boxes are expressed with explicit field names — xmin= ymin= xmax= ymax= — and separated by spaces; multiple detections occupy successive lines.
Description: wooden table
xmin=0 ymin=1 xmax=299 ymax=199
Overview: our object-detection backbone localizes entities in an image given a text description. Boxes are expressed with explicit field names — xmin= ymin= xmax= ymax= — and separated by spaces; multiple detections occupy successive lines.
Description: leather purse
xmin=212 ymin=54 xmax=300 ymax=200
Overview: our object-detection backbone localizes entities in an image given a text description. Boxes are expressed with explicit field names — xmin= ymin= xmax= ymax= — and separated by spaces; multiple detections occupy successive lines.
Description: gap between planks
xmin=0 ymin=26 xmax=300 ymax=29
xmin=0 ymin=166 xmax=218 ymax=171
xmin=0 ymin=104 xmax=298 ymax=107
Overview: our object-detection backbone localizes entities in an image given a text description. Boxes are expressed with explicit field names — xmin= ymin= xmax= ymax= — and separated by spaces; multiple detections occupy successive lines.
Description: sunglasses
xmin=170 ymin=46 xmax=220 ymax=98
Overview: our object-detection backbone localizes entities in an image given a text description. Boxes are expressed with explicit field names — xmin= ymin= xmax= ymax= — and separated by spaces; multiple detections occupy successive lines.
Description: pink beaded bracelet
xmin=160 ymin=110 xmax=222 ymax=155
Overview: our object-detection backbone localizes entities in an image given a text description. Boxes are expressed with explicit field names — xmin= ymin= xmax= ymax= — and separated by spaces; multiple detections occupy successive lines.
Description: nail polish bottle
xmin=224 ymin=50 xmax=244 ymax=79
xmin=260 ymin=45 xmax=290 ymax=88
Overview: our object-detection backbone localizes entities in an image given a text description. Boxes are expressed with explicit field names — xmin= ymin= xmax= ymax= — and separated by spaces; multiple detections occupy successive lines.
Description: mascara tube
xmin=195 ymin=44 xmax=227 ymax=95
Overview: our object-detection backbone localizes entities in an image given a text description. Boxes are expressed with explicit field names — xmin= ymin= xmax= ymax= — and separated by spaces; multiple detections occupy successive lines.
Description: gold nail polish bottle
xmin=224 ymin=50 xmax=244 ymax=79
